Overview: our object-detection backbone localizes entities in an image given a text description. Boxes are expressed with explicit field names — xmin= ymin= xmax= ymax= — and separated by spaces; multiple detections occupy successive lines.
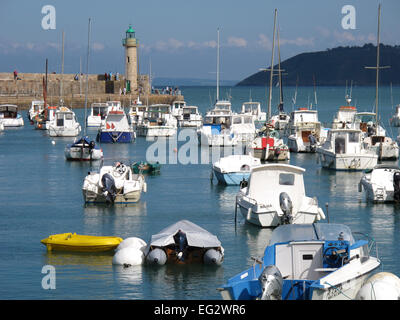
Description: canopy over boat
xmin=149 ymin=220 xmax=221 ymax=248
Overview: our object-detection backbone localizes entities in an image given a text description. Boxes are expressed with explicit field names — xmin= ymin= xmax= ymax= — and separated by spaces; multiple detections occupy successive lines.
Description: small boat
xmin=249 ymin=126 xmax=290 ymax=161
xmin=390 ymin=105 xmax=400 ymax=127
xmin=64 ymin=136 xmax=103 ymax=161
xmin=41 ymin=233 xmax=123 ymax=252
xmin=0 ymin=104 xmax=24 ymax=127
xmin=235 ymin=164 xmax=325 ymax=227
xmin=219 ymin=223 xmax=381 ymax=300
xmin=82 ymin=161 xmax=146 ymax=204
xmin=27 ymin=100 xmax=45 ymax=124
xmin=359 ymin=164 xmax=400 ymax=202
xmin=48 ymin=106 xmax=81 ymax=137
xmin=212 ymin=154 xmax=261 ymax=185
xmin=97 ymin=105 xmax=134 ymax=143
xmin=286 ymin=108 xmax=323 ymax=153
xmin=178 ymin=105 xmax=203 ymax=128
xmin=316 ymin=129 xmax=378 ymax=171
xmin=145 ymin=220 xmax=224 ymax=265
xmin=87 ymin=102 xmax=109 ymax=127
xmin=131 ymin=161 xmax=161 ymax=175
xmin=136 ymin=104 xmax=177 ymax=137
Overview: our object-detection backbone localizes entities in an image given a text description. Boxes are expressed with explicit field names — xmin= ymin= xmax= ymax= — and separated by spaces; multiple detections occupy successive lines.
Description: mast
xmin=84 ymin=18 xmax=91 ymax=136
xmin=277 ymin=22 xmax=284 ymax=112
xmin=60 ymin=30 xmax=65 ymax=105
xmin=216 ymin=28 xmax=220 ymax=102
xmin=267 ymin=9 xmax=277 ymax=121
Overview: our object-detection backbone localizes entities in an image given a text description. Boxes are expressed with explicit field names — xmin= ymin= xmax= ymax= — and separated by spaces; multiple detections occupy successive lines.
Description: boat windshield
xmin=355 ymin=113 xmax=376 ymax=123
xmin=269 ymin=223 xmax=355 ymax=246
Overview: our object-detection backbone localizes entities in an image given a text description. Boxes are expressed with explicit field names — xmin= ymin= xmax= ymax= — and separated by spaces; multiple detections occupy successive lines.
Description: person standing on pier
xmin=13 ymin=70 xmax=18 ymax=81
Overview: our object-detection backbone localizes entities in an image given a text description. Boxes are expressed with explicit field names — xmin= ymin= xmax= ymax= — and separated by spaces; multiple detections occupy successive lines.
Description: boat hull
xmin=64 ymin=146 xmax=103 ymax=161
xmin=98 ymin=131 xmax=133 ymax=143
xmin=213 ymin=169 xmax=250 ymax=185
xmin=137 ymin=126 xmax=176 ymax=137
xmin=83 ymin=189 xmax=142 ymax=204
xmin=48 ymin=125 xmax=81 ymax=137
xmin=317 ymin=149 xmax=378 ymax=171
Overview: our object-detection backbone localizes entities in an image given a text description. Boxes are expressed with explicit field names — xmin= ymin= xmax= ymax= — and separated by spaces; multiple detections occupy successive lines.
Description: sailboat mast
xmin=216 ymin=28 xmax=220 ymax=102
xmin=60 ymin=31 xmax=65 ymax=104
xmin=277 ymin=24 xmax=283 ymax=108
xmin=267 ymin=9 xmax=277 ymax=121
xmin=84 ymin=18 xmax=91 ymax=136
xmin=375 ymin=4 xmax=381 ymax=126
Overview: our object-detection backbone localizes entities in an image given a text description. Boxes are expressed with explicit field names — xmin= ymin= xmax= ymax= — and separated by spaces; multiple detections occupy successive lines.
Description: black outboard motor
xmin=101 ymin=173 xmax=117 ymax=203
xmin=279 ymin=192 xmax=293 ymax=224
xmin=393 ymin=172 xmax=400 ymax=202
xmin=173 ymin=230 xmax=188 ymax=261
xmin=308 ymin=134 xmax=317 ymax=152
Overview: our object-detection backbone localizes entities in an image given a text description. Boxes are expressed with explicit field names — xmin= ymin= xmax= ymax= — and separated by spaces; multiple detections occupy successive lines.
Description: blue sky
xmin=0 ymin=0 xmax=399 ymax=81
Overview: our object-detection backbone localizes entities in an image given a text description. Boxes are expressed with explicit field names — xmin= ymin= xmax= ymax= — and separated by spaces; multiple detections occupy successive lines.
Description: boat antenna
xmin=313 ymin=74 xmax=318 ymax=110
xmin=83 ymin=18 xmax=91 ymax=137
xmin=267 ymin=9 xmax=277 ymax=121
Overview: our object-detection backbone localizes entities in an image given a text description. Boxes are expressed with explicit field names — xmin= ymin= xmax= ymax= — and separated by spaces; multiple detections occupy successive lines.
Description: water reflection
xmin=43 ymin=251 xmax=113 ymax=269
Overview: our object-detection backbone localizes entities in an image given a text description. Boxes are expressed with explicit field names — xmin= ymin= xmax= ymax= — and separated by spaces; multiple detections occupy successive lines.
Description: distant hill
xmin=236 ymin=43 xmax=400 ymax=87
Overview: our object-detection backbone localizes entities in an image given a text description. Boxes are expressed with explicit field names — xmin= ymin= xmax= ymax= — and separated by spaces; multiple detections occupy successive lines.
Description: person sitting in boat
xmin=367 ymin=122 xmax=376 ymax=137
xmin=173 ymin=230 xmax=188 ymax=262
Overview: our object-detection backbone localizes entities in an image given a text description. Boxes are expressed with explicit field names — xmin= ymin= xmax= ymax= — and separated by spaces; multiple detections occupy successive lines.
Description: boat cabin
xmin=182 ymin=106 xmax=199 ymax=118
xmin=241 ymin=102 xmax=261 ymax=115
xmin=203 ymin=114 xmax=232 ymax=133
xmin=321 ymin=129 xmax=365 ymax=154
xmin=91 ymin=103 xmax=108 ymax=120
xmin=0 ymin=104 xmax=19 ymax=119
xmin=333 ymin=106 xmax=357 ymax=128
xmin=290 ymin=109 xmax=319 ymax=124
xmin=54 ymin=107 xmax=78 ymax=128
xmin=145 ymin=104 xmax=172 ymax=125
xmin=214 ymin=100 xmax=232 ymax=112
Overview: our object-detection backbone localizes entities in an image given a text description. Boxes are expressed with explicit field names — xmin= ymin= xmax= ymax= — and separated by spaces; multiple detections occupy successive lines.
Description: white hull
xmin=137 ymin=125 xmax=177 ymax=137
xmin=287 ymin=135 xmax=315 ymax=153
xmin=65 ymin=146 xmax=103 ymax=161
xmin=2 ymin=117 xmax=24 ymax=127
xmin=83 ymin=188 xmax=142 ymax=203
xmin=198 ymin=131 xmax=238 ymax=147
xmin=317 ymin=149 xmax=378 ymax=171
xmin=87 ymin=116 xmax=104 ymax=127
xmin=48 ymin=124 xmax=81 ymax=137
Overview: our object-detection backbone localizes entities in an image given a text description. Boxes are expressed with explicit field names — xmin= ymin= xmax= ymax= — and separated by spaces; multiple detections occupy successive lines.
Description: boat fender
xmin=358 ymin=181 xmax=363 ymax=192
xmin=259 ymin=265 xmax=283 ymax=300
xmin=279 ymin=192 xmax=293 ymax=224
xmin=112 ymin=247 xmax=144 ymax=266
xmin=356 ymin=272 xmax=400 ymax=300
xmin=393 ymin=172 xmax=400 ymax=202
xmin=116 ymin=237 xmax=147 ymax=252
xmin=143 ymin=182 xmax=147 ymax=193
xmin=146 ymin=248 xmax=167 ymax=265
xmin=203 ymin=248 xmax=224 ymax=265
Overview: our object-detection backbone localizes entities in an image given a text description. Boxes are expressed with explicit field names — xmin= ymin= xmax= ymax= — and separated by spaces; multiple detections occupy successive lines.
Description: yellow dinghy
xmin=41 ymin=233 xmax=123 ymax=252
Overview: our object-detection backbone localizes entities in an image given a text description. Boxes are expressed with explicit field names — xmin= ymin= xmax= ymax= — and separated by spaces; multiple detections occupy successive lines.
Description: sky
xmin=0 ymin=0 xmax=399 ymax=82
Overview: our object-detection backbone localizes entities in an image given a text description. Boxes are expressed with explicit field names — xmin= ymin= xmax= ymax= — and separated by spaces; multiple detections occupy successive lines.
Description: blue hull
xmin=98 ymin=131 xmax=133 ymax=143
xmin=213 ymin=169 xmax=250 ymax=185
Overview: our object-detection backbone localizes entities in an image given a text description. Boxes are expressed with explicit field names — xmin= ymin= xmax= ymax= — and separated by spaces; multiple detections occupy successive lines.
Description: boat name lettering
xmin=327 ymin=283 xmax=343 ymax=299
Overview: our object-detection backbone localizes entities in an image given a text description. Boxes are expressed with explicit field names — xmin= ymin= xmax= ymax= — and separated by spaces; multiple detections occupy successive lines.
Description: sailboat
xmin=362 ymin=4 xmax=399 ymax=161
xmin=65 ymin=19 xmax=103 ymax=161
xmin=249 ymin=9 xmax=290 ymax=161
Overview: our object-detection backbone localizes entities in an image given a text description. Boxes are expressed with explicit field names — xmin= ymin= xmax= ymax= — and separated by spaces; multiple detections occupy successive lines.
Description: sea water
xmin=0 ymin=85 xmax=400 ymax=299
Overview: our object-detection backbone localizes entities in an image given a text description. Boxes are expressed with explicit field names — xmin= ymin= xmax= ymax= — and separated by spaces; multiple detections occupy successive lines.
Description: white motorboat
xmin=0 ymin=104 xmax=24 ymax=127
xmin=270 ymin=112 xmax=290 ymax=132
xmin=235 ymin=164 xmax=325 ymax=227
xmin=178 ymin=105 xmax=203 ymax=128
xmin=27 ymin=100 xmax=45 ymax=124
xmin=87 ymin=102 xmax=109 ymax=127
xmin=64 ymin=136 xmax=103 ymax=161
xmin=136 ymin=104 xmax=177 ymax=137
xmin=316 ymin=129 xmax=378 ymax=171
xmin=97 ymin=105 xmax=134 ymax=143
xmin=212 ymin=154 xmax=261 ymax=185
xmin=249 ymin=126 xmax=290 ymax=161
xmin=171 ymin=100 xmax=186 ymax=119
xmin=240 ymin=101 xmax=266 ymax=123
xmin=390 ymin=105 xmax=400 ymax=127
xmin=82 ymin=162 xmax=146 ymax=204
xmin=219 ymin=223 xmax=381 ymax=300
xmin=286 ymin=108 xmax=323 ymax=153
xmin=48 ymin=106 xmax=81 ymax=137
xmin=359 ymin=164 xmax=400 ymax=202
xmin=230 ymin=114 xmax=256 ymax=142
xmin=128 ymin=97 xmax=147 ymax=129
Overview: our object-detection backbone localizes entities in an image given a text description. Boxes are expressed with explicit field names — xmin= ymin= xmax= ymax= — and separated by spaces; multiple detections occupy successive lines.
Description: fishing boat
xmin=332 ymin=105 xmax=358 ymax=129
xmin=390 ymin=105 xmax=400 ymax=127
xmin=64 ymin=136 xmax=103 ymax=161
xmin=0 ymin=104 xmax=24 ymax=127
xmin=178 ymin=105 xmax=203 ymax=128
xmin=145 ymin=220 xmax=224 ymax=265
xmin=249 ymin=125 xmax=290 ymax=161
xmin=131 ymin=161 xmax=161 ymax=175
xmin=218 ymin=223 xmax=381 ymax=300
xmin=240 ymin=101 xmax=266 ymax=123
xmin=128 ymin=97 xmax=147 ymax=129
xmin=48 ymin=106 xmax=81 ymax=137
xmin=97 ymin=106 xmax=134 ymax=143
xmin=286 ymin=108 xmax=323 ymax=153
xmin=136 ymin=104 xmax=177 ymax=137
xmin=87 ymin=102 xmax=109 ymax=127
xmin=82 ymin=161 xmax=146 ymax=204
xmin=235 ymin=164 xmax=325 ymax=227
xmin=27 ymin=100 xmax=45 ymax=124
xmin=212 ymin=154 xmax=261 ymax=185
xmin=171 ymin=100 xmax=187 ymax=119
xmin=41 ymin=233 xmax=123 ymax=252
xmin=316 ymin=129 xmax=378 ymax=171
xmin=359 ymin=164 xmax=400 ymax=202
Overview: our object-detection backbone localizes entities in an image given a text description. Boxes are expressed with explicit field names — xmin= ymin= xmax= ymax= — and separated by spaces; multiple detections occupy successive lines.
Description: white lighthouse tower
xmin=122 ymin=25 xmax=138 ymax=93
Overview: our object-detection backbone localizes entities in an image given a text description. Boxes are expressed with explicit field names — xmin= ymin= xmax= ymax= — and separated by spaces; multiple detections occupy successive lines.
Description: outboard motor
xmin=173 ymin=230 xmax=188 ymax=261
xmin=101 ymin=173 xmax=117 ymax=203
xmin=393 ymin=172 xmax=400 ymax=202
xmin=203 ymin=249 xmax=224 ymax=265
xmin=239 ymin=178 xmax=248 ymax=189
xmin=279 ymin=192 xmax=293 ymax=224
xmin=146 ymin=248 xmax=167 ymax=265
xmin=308 ymin=134 xmax=317 ymax=152
xmin=259 ymin=265 xmax=283 ymax=300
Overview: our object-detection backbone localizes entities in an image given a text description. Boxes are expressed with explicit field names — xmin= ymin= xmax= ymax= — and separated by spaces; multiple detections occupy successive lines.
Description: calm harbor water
xmin=1 ymin=85 xmax=400 ymax=300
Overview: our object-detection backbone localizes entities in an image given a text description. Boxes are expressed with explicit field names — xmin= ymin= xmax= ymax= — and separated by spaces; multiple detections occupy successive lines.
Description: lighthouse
xmin=122 ymin=25 xmax=138 ymax=93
